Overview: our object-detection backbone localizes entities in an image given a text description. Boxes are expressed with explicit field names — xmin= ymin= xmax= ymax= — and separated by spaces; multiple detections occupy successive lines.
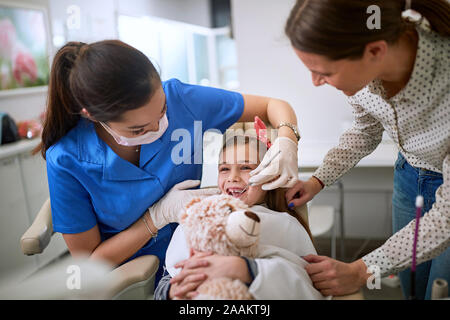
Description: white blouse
xmin=313 ymin=24 xmax=450 ymax=276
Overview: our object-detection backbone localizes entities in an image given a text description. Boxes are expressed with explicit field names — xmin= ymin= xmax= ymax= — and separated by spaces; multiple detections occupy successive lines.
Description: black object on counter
xmin=0 ymin=112 xmax=20 ymax=145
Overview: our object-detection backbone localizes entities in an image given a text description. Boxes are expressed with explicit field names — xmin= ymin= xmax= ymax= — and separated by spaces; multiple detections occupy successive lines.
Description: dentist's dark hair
xmin=34 ymin=40 xmax=161 ymax=159
xmin=285 ymin=0 xmax=450 ymax=60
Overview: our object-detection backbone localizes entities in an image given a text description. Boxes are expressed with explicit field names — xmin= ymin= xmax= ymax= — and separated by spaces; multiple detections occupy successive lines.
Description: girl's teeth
xmin=228 ymin=187 xmax=247 ymax=196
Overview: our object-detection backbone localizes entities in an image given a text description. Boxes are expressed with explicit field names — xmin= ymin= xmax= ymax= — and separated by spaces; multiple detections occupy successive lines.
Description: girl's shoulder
xmin=250 ymin=204 xmax=298 ymax=221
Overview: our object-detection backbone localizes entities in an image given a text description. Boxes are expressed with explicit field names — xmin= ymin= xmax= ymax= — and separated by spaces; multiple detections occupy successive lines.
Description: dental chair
xmin=19 ymin=121 xmax=363 ymax=300
xmin=20 ymin=198 xmax=159 ymax=300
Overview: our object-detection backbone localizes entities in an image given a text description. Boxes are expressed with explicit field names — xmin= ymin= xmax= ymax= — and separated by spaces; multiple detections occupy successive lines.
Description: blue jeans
xmin=392 ymin=152 xmax=450 ymax=300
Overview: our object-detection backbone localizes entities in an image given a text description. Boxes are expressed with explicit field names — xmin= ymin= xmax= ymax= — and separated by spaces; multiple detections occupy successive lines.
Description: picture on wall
xmin=0 ymin=3 xmax=50 ymax=91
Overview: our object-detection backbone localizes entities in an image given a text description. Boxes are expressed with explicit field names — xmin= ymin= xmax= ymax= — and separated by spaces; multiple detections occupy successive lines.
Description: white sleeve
xmin=165 ymin=226 xmax=190 ymax=278
xmin=249 ymin=245 xmax=329 ymax=300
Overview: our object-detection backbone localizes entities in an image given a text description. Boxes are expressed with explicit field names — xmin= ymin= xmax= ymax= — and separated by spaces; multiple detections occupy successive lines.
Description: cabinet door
xmin=18 ymin=153 xmax=68 ymax=268
xmin=18 ymin=152 xmax=49 ymax=220
xmin=0 ymin=156 xmax=38 ymax=278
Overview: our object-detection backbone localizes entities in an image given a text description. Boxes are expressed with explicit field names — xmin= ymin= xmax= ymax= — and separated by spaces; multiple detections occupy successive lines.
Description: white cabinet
xmin=0 ymin=155 xmax=38 ymax=277
xmin=0 ymin=140 xmax=67 ymax=279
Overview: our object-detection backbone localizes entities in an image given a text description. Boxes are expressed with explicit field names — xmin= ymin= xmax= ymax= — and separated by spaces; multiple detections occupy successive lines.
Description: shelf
xmin=0 ymin=138 xmax=41 ymax=160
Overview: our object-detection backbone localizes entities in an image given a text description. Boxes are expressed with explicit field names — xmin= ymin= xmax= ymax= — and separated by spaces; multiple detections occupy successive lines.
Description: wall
xmin=231 ymin=0 xmax=354 ymax=145
xmin=117 ymin=0 xmax=211 ymax=27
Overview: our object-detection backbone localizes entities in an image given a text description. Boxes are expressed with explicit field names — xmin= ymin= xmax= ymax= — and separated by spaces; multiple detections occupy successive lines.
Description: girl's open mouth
xmin=226 ymin=186 xmax=248 ymax=198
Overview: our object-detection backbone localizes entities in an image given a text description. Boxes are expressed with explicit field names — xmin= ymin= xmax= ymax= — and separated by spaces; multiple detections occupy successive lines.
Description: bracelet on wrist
xmin=277 ymin=122 xmax=300 ymax=141
xmin=143 ymin=211 xmax=158 ymax=238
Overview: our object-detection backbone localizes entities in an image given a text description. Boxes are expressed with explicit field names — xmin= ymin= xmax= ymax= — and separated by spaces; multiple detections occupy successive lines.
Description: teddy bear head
xmin=180 ymin=194 xmax=261 ymax=258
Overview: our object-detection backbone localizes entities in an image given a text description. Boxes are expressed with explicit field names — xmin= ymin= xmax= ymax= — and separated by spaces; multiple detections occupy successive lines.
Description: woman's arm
xmin=239 ymin=95 xmax=300 ymax=190
xmin=304 ymin=155 xmax=450 ymax=297
xmin=239 ymin=94 xmax=298 ymax=143
xmin=63 ymin=212 xmax=157 ymax=266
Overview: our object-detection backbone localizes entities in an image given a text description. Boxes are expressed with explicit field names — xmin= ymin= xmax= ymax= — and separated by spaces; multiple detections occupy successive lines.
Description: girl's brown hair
xmin=34 ymin=40 xmax=161 ymax=159
xmin=220 ymin=134 xmax=313 ymax=241
xmin=285 ymin=0 xmax=450 ymax=60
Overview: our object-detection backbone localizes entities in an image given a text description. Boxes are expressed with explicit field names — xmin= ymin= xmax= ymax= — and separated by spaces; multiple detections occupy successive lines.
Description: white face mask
xmin=100 ymin=113 xmax=168 ymax=146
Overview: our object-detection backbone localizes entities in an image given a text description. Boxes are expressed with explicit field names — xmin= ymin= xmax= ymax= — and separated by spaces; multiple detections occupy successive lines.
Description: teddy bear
xmin=179 ymin=194 xmax=262 ymax=300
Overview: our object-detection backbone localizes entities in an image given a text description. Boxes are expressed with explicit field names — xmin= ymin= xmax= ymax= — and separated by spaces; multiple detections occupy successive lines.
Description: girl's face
xmin=218 ymin=143 xmax=267 ymax=206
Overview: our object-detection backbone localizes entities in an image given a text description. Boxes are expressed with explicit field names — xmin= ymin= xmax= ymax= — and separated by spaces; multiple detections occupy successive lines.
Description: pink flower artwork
xmin=0 ymin=18 xmax=17 ymax=61
xmin=12 ymin=49 xmax=38 ymax=85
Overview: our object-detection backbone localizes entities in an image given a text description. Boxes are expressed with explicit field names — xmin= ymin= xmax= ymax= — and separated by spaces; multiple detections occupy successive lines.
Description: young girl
xmin=155 ymin=133 xmax=325 ymax=300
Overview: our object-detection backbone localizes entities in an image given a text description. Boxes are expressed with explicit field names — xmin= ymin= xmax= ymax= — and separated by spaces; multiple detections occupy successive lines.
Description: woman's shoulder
xmin=162 ymin=78 xmax=184 ymax=95
xmin=46 ymin=119 xmax=96 ymax=169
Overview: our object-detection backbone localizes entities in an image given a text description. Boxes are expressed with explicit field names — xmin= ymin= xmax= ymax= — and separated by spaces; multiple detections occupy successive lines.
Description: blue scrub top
xmin=46 ymin=78 xmax=244 ymax=284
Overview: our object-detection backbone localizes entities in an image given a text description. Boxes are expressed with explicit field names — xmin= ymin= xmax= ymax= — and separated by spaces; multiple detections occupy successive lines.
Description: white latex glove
xmin=248 ymin=137 xmax=298 ymax=190
xmin=149 ymin=180 xmax=220 ymax=230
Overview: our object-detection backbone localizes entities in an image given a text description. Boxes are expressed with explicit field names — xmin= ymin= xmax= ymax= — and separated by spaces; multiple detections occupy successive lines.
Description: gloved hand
xmin=149 ymin=180 xmax=220 ymax=230
xmin=248 ymin=137 xmax=298 ymax=190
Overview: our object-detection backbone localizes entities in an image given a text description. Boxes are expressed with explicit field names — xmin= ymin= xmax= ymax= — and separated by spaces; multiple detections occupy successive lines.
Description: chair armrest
xmin=107 ymin=255 xmax=160 ymax=299
xmin=20 ymin=198 xmax=53 ymax=255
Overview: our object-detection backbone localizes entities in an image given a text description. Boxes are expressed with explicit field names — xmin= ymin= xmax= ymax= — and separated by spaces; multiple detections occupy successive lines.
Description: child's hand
xmin=172 ymin=254 xmax=251 ymax=287
xmin=169 ymin=273 xmax=207 ymax=300
xmin=169 ymin=250 xmax=212 ymax=300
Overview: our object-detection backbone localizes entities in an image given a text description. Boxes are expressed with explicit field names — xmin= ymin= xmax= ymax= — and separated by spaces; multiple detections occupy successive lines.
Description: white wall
xmin=231 ymin=0 xmax=353 ymax=146
xmin=117 ymin=0 xmax=211 ymax=28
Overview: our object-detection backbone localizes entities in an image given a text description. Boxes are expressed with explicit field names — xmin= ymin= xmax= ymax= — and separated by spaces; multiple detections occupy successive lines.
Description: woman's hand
xmin=248 ymin=137 xmax=298 ymax=190
xmin=303 ymin=255 xmax=370 ymax=296
xmin=170 ymin=253 xmax=251 ymax=290
xmin=285 ymin=178 xmax=323 ymax=207
xmin=149 ymin=180 xmax=220 ymax=229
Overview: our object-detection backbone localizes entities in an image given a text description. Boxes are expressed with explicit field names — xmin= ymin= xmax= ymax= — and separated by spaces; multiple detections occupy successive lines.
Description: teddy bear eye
xmin=226 ymin=204 xmax=235 ymax=212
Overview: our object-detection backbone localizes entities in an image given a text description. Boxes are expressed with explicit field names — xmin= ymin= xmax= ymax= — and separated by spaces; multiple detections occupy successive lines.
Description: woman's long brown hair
xmin=34 ymin=40 xmax=161 ymax=159
xmin=285 ymin=0 xmax=450 ymax=60
xmin=265 ymin=188 xmax=313 ymax=242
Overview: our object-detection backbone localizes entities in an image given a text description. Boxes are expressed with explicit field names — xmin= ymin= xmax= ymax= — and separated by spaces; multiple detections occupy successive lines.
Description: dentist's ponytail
xmin=35 ymin=40 xmax=161 ymax=159
xmin=35 ymin=42 xmax=84 ymax=159
xmin=285 ymin=0 xmax=450 ymax=60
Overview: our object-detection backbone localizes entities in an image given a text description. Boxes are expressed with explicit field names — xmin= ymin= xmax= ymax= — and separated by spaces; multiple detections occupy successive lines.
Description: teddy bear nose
xmin=244 ymin=211 xmax=260 ymax=223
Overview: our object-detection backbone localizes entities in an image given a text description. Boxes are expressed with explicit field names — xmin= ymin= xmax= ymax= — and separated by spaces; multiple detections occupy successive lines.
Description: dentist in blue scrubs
xmin=35 ymin=40 xmax=301 ymax=285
